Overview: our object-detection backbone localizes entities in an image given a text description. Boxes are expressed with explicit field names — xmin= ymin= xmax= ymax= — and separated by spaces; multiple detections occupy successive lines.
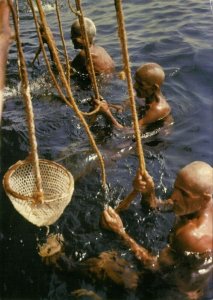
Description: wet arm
xmin=119 ymin=230 xmax=159 ymax=270
xmin=101 ymin=106 xmax=123 ymax=129
xmin=115 ymin=189 xmax=139 ymax=212
xmin=101 ymin=207 xmax=159 ymax=270
xmin=122 ymin=230 xmax=176 ymax=270
xmin=133 ymin=170 xmax=158 ymax=209
xmin=139 ymin=105 xmax=171 ymax=127
xmin=133 ymin=170 xmax=173 ymax=211
xmin=142 ymin=195 xmax=174 ymax=212
xmin=92 ymin=98 xmax=123 ymax=129
xmin=138 ymin=110 xmax=161 ymax=127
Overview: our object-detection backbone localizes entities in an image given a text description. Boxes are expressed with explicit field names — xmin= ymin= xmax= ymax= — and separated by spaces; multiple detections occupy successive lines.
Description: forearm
xmin=120 ymin=231 xmax=159 ymax=270
xmin=115 ymin=189 xmax=139 ymax=212
xmin=103 ymin=109 xmax=123 ymax=129
xmin=142 ymin=192 xmax=173 ymax=212
xmin=141 ymin=191 xmax=158 ymax=209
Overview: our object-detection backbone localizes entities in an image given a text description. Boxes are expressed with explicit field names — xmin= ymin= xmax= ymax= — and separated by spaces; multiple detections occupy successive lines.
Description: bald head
xmin=178 ymin=161 xmax=213 ymax=196
xmin=135 ymin=63 xmax=165 ymax=87
xmin=71 ymin=17 xmax=96 ymax=44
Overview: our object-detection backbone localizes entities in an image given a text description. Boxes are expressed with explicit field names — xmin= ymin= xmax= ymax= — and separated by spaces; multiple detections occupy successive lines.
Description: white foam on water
xmin=33 ymin=2 xmax=56 ymax=12
xmin=4 ymin=83 xmax=21 ymax=98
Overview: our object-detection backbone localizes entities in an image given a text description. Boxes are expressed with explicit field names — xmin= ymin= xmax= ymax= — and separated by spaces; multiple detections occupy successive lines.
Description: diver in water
xmin=32 ymin=17 xmax=115 ymax=76
xmin=98 ymin=62 xmax=173 ymax=134
xmin=102 ymin=161 xmax=213 ymax=299
xmin=70 ymin=17 xmax=115 ymax=76
xmin=134 ymin=62 xmax=172 ymax=129
xmin=56 ymin=64 xmax=175 ymax=183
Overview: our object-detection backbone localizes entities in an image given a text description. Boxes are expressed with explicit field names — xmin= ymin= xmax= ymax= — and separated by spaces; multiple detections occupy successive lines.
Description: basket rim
xmin=3 ymin=158 xmax=74 ymax=201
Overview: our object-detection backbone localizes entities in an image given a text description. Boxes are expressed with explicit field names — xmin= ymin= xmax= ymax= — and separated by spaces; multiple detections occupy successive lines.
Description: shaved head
xmin=178 ymin=161 xmax=213 ymax=196
xmin=71 ymin=17 xmax=96 ymax=42
xmin=135 ymin=63 xmax=165 ymax=86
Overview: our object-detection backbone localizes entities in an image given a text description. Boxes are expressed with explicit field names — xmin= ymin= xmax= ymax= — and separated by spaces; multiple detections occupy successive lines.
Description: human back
xmin=72 ymin=44 xmax=115 ymax=75
xmin=70 ymin=17 xmax=115 ymax=75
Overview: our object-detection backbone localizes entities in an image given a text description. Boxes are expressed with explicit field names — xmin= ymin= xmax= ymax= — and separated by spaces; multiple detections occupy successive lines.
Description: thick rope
xmin=114 ymin=0 xmax=146 ymax=175
xmin=71 ymin=0 xmax=123 ymax=129
xmin=8 ymin=0 xmax=44 ymax=202
xmin=55 ymin=0 xmax=71 ymax=80
xmin=28 ymin=2 xmax=103 ymax=135
xmin=28 ymin=0 xmax=73 ymax=107
xmin=67 ymin=0 xmax=123 ymax=128
xmin=34 ymin=0 xmax=107 ymax=189
xmin=75 ymin=0 xmax=100 ymax=101
xmin=114 ymin=0 xmax=147 ymax=213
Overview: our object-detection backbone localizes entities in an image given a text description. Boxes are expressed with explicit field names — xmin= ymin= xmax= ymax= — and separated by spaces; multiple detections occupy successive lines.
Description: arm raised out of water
xmin=101 ymin=206 xmax=159 ymax=270
xmin=115 ymin=169 xmax=172 ymax=212
xmin=92 ymin=97 xmax=123 ymax=129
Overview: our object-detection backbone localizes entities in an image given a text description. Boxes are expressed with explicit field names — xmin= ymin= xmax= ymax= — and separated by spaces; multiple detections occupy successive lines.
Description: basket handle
xmin=8 ymin=0 xmax=43 ymax=202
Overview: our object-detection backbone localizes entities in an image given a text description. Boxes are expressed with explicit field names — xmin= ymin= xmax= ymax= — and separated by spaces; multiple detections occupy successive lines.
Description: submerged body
xmin=70 ymin=18 xmax=115 ymax=75
xmin=72 ymin=44 xmax=115 ymax=75
xmin=134 ymin=63 xmax=172 ymax=128
xmin=102 ymin=161 xmax=213 ymax=299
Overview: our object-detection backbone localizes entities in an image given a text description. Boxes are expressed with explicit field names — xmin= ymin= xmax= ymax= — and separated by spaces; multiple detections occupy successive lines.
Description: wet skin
xmin=101 ymin=162 xmax=213 ymax=297
xmin=133 ymin=64 xmax=171 ymax=127
xmin=70 ymin=32 xmax=115 ymax=75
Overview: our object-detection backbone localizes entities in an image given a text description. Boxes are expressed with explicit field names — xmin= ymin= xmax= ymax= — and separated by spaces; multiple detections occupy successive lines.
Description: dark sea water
xmin=0 ymin=1 xmax=213 ymax=299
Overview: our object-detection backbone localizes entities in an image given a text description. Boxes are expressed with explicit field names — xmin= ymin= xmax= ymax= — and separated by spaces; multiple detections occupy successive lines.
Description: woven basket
xmin=3 ymin=159 xmax=74 ymax=227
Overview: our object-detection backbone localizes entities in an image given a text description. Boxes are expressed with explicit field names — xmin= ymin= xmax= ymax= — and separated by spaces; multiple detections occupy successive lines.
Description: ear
xmin=202 ymin=192 xmax=211 ymax=206
xmin=154 ymin=83 xmax=160 ymax=91
xmin=153 ymin=83 xmax=161 ymax=101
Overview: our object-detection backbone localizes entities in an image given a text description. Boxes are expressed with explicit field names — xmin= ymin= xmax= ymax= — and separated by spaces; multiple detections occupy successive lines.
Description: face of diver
xmin=170 ymin=175 xmax=203 ymax=216
xmin=133 ymin=73 xmax=155 ymax=99
xmin=71 ymin=30 xmax=84 ymax=49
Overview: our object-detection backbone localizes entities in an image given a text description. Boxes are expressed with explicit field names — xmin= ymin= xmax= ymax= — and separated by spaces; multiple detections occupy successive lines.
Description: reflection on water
xmin=1 ymin=0 xmax=212 ymax=299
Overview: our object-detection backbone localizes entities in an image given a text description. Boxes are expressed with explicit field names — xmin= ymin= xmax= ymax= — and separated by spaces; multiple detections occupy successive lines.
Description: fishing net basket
xmin=3 ymin=159 xmax=74 ymax=227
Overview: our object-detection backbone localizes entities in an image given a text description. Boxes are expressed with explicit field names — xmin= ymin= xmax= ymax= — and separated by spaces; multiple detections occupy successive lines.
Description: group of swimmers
xmin=37 ymin=17 xmax=213 ymax=300
xmin=70 ymin=18 xmax=172 ymax=131
xmin=1 ymin=8 xmax=212 ymax=299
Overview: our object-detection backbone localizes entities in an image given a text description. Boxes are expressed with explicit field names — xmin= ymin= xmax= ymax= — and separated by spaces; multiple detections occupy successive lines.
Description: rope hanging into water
xmin=29 ymin=2 xmax=101 ymax=117
xmin=55 ymin=0 xmax=71 ymax=80
xmin=114 ymin=0 xmax=146 ymax=175
xmin=70 ymin=0 xmax=123 ymax=127
xmin=28 ymin=1 xmax=104 ymax=158
xmin=33 ymin=0 xmax=107 ymax=189
xmin=28 ymin=0 xmax=72 ymax=106
xmin=75 ymin=0 xmax=101 ymax=102
xmin=7 ymin=0 xmax=44 ymax=202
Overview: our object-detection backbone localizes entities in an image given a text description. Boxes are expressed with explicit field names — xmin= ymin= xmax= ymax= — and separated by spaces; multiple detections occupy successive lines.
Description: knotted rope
xmin=33 ymin=0 xmax=107 ymax=189
xmin=7 ymin=0 xmax=43 ymax=202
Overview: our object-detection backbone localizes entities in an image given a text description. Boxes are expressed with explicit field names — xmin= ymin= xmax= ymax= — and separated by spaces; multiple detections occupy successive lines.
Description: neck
xmin=145 ymin=94 xmax=156 ymax=104
xmin=180 ymin=200 xmax=213 ymax=222
xmin=145 ymin=90 xmax=163 ymax=104
xmin=197 ymin=199 xmax=212 ymax=217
